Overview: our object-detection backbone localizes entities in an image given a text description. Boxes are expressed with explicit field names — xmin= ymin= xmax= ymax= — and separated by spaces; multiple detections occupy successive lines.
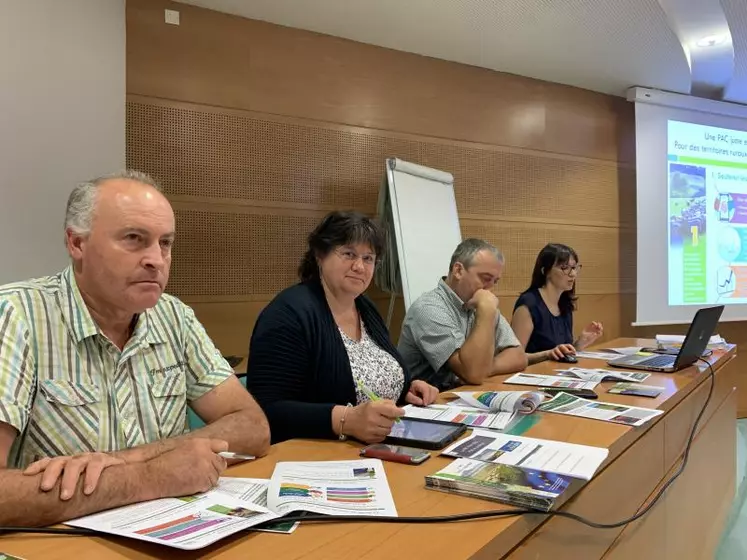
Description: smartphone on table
xmin=359 ymin=443 xmax=431 ymax=465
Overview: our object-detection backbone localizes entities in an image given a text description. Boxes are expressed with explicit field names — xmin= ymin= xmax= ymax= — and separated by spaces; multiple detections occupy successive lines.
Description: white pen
xmin=218 ymin=452 xmax=256 ymax=460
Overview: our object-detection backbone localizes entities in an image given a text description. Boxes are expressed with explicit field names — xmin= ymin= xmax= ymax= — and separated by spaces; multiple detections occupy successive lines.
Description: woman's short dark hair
xmin=298 ymin=211 xmax=385 ymax=282
xmin=528 ymin=243 xmax=579 ymax=315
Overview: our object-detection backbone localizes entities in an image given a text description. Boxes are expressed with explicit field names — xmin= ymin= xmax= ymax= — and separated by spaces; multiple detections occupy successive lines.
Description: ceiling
xmin=178 ymin=0 xmax=747 ymax=104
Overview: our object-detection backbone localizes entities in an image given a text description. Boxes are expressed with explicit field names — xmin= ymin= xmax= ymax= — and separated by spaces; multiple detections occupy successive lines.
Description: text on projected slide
xmin=668 ymin=120 xmax=747 ymax=305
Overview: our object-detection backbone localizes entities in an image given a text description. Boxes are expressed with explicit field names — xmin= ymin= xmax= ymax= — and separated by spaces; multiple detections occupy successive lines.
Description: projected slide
xmin=668 ymin=120 xmax=747 ymax=305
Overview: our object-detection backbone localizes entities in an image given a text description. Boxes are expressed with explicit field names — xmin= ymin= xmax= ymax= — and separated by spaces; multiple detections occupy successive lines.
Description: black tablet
xmin=384 ymin=417 xmax=467 ymax=450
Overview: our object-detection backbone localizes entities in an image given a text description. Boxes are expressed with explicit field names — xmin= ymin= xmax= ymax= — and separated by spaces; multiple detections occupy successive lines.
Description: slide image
xmin=668 ymin=164 xmax=706 ymax=245
xmin=717 ymin=266 xmax=736 ymax=297
xmin=715 ymin=193 xmax=736 ymax=222
xmin=668 ymin=119 xmax=747 ymax=306
xmin=717 ymin=227 xmax=741 ymax=262
xmin=667 ymin=163 xmax=707 ymax=304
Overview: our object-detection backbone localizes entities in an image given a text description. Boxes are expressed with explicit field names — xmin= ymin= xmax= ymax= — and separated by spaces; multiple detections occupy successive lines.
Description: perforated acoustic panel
xmin=126 ymin=101 xmax=633 ymax=300
xmin=127 ymin=102 xmax=634 ymax=225
xmin=168 ymin=210 xmax=318 ymax=298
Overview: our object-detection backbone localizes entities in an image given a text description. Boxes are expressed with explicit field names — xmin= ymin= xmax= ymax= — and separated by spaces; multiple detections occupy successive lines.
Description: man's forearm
xmin=490 ymin=347 xmax=528 ymax=376
xmin=0 ymin=463 xmax=158 ymax=527
xmin=112 ymin=437 xmax=176 ymax=464
xmin=186 ymin=408 xmax=270 ymax=457
xmin=458 ymin=311 xmax=497 ymax=383
xmin=113 ymin=406 xmax=269 ymax=464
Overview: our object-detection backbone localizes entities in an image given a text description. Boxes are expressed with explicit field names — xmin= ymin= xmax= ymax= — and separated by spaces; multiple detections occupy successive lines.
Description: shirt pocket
xmin=36 ymin=380 xmax=101 ymax=453
xmin=40 ymin=379 xmax=100 ymax=407
xmin=148 ymin=372 xmax=187 ymax=438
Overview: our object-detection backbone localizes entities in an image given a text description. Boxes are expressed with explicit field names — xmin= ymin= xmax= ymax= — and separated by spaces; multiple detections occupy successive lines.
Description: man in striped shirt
xmin=0 ymin=170 xmax=269 ymax=504
xmin=398 ymin=239 xmax=528 ymax=391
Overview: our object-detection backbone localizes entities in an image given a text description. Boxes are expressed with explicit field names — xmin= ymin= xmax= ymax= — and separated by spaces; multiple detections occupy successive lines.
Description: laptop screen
xmin=673 ymin=306 xmax=725 ymax=369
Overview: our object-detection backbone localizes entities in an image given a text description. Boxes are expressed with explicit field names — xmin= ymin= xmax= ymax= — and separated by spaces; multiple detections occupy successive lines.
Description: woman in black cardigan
xmin=246 ymin=211 xmax=439 ymax=444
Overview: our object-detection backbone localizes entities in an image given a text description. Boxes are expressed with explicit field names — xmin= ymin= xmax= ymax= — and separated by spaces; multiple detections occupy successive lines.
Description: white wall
xmin=0 ymin=0 xmax=125 ymax=283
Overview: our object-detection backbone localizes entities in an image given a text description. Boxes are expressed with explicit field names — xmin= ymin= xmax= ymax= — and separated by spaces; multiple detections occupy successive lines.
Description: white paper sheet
xmin=267 ymin=459 xmax=397 ymax=517
xmin=215 ymin=478 xmax=300 ymax=534
xmin=574 ymin=350 xmax=627 ymax=361
xmin=505 ymin=372 xmax=599 ymax=390
xmin=538 ymin=392 xmax=663 ymax=427
xmin=66 ymin=483 xmax=278 ymax=550
xmin=555 ymin=367 xmax=651 ymax=384
xmin=441 ymin=429 xmax=608 ymax=480
xmin=598 ymin=347 xmax=644 ymax=355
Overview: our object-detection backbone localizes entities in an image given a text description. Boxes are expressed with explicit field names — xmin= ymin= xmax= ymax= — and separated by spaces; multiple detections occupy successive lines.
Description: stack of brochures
xmin=425 ymin=458 xmax=574 ymax=511
xmin=425 ymin=430 xmax=608 ymax=510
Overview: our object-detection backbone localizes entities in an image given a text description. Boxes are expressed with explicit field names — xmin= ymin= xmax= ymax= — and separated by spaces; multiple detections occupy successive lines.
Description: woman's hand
xmin=405 ymin=380 xmax=439 ymax=406
xmin=545 ymin=343 xmax=576 ymax=361
xmin=344 ymin=400 xmax=405 ymax=444
xmin=577 ymin=321 xmax=604 ymax=349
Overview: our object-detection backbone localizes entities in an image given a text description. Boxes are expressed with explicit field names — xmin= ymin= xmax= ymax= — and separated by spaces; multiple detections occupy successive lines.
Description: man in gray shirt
xmin=398 ymin=239 xmax=527 ymax=391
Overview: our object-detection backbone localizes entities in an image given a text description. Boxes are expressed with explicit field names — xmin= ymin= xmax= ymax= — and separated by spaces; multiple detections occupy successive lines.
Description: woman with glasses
xmin=511 ymin=243 xmax=603 ymax=364
xmin=246 ymin=211 xmax=438 ymax=444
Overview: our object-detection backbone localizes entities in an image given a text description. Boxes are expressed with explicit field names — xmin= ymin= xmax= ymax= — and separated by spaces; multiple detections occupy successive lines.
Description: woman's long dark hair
xmin=298 ymin=211 xmax=385 ymax=282
xmin=528 ymin=243 xmax=579 ymax=315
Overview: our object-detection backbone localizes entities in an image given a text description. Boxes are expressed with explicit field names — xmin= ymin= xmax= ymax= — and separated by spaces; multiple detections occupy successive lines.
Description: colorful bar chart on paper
xmin=135 ymin=513 xmax=227 ymax=541
xmin=326 ymin=487 xmax=376 ymax=503
xmin=451 ymin=412 xmax=490 ymax=426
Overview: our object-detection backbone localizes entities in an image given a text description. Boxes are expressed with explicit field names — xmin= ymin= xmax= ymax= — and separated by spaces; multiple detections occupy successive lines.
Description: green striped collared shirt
xmin=0 ymin=266 xmax=233 ymax=468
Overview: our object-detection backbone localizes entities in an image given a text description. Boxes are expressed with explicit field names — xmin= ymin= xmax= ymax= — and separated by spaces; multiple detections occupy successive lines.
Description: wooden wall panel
xmin=168 ymin=209 xmax=317 ymax=298
xmin=126 ymin=0 xmax=634 ymax=163
xmin=127 ymin=100 xmax=634 ymax=227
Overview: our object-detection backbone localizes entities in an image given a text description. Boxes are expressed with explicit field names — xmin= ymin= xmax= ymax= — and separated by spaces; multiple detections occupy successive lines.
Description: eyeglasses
xmin=334 ymin=248 xmax=377 ymax=267
xmin=558 ymin=264 xmax=582 ymax=275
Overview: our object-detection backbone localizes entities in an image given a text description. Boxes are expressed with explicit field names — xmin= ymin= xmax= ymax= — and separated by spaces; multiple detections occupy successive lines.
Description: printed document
xmin=441 ymin=429 xmax=608 ymax=480
xmin=556 ymin=367 xmax=650 ymax=384
xmin=538 ymin=392 xmax=663 ymax=427
xmin=505 ymin=372 xmax=598 ymax=390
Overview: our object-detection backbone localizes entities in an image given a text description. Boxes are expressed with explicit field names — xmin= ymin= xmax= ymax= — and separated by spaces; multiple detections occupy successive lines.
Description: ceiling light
xmin=695 ymin=35 xmax=727 ymax=48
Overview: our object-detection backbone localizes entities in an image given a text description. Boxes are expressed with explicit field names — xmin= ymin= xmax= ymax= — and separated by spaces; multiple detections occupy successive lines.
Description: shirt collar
xmin=60 ymin=266 xmax=166 ymax=346
xmin=60 ymin=266 xmax=100 ymax=343
xmin=133 ymin=308 xmax=168 ymax=345
xmin=436 ymin=277 xmax=469 ymax=311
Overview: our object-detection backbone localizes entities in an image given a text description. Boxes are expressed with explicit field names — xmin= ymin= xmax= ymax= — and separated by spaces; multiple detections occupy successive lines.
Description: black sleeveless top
xmin=513 ymin=288 xmax=573 ymax=353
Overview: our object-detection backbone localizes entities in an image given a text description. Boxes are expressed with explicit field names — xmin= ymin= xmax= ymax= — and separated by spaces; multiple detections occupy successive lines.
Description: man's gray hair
xmin=448 ymin=238 xmax=504 ymax=272
xmin=64 ymin=169 xmax=162 ymax=238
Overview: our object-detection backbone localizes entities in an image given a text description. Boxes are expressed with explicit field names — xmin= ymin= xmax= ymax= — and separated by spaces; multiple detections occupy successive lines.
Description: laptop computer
xmin=607 ymin=305 xmax=724 ymax=373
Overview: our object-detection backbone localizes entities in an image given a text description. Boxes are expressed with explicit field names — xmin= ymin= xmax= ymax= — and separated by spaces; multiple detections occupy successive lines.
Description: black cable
xmin=0 ymin=358 xmax=715 ymax=536
xmin=0 ymin=526 xmax=96 ymax=536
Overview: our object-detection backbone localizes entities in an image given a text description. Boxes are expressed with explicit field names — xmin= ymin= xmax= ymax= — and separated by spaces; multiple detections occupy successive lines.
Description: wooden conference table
xmin=1 ymin=338 xmax=738 ymax=559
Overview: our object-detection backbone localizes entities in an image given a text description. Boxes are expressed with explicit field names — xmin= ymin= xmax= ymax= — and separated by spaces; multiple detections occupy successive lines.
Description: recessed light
xmin=695 ymin=35 xmax=727 ymax=48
